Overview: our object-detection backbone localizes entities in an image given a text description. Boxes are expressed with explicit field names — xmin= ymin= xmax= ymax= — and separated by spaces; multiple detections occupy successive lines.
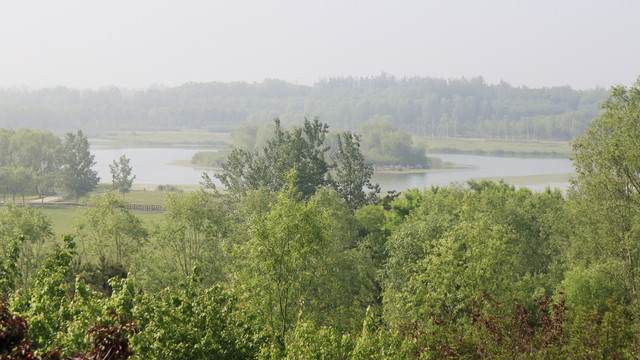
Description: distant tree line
xmin=0 ymin=75 xmax=609 ymax=140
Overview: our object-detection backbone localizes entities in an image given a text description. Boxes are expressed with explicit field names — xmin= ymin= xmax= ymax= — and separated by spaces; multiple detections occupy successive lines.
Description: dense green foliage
xmin=0 ymin=128 xmax=102 ymax=203
xmin=58 ymin=130 xmax=100 ymax=202
xmin=0 ymin=128 xmax=61 ymax=204
xmin=0 ymin=76 xmax=608 ymax=140
xmin=0 ymin=203 xmax=54 ymax=289
xmin=212 ymin=117 xmax=379 ymax=209
xmin=74 ymin=192 xmax=148 ymax=265
xmin=568 ymin=78 xmax=640 ymax=318
xmin=358 ymin=117 xmax=429 ymax=167
xmin=4 ymin=78 xmax=640 ymax=358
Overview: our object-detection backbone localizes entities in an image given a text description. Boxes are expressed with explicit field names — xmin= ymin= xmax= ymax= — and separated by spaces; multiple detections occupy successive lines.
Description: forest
xmin=0 ymin=75 xmax=609 ymax=141
xmin=1 ymin=79 xmax=639 ymax=359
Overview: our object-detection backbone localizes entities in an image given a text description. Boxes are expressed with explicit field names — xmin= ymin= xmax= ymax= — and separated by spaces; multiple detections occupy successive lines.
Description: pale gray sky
xmin=1 ymin=0 xmax=638 ymax=90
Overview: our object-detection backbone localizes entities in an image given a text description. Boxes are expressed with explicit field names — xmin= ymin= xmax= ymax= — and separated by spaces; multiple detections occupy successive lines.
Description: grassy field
xmin=90 ymin=129 xmax=232 ymax=148
xmin=40 ymin=205 xmax=78 ymax=236
xmin=43 ymin=205 xmax=164 ymax=237
xmin=122 ymin=189 xmax=169 ymax=205
xmin=40 ymin=203 xmax=164 ymax=237
xmin=416 ymin=137 xmax=571 ymax=157
xmin=39 ymin=187 xmax=172 ymax=236
xmin=58 ymin=184 xmax=193 ymax=204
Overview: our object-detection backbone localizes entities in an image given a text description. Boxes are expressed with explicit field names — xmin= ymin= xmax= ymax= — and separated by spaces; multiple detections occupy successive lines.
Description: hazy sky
xmin=1 ymin=0 xmax=638 ymax=90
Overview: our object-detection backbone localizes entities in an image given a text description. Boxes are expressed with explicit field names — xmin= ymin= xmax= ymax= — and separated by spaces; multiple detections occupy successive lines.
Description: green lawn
xmin=416 ymin=137 xmax=571 ymax=157
xmin=41 ymin=187 xmax=172 ymax=237
xmin=122 ymin=190 xmax=168 ymax=205
xmin=40 ymin=204 xmax=163 ymax=238
xmin=58 ymin=186 xmax=190 ymax=205
xmin=40 ymin=205 xmax=79 ymax=236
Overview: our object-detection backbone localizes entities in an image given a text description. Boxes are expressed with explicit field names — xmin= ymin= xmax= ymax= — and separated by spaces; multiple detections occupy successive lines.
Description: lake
xmin=92 ymin=148 xmax=213 ymax=188
xmin=92 ymin=148 xmax=574 ymax=192
xmin=373 ymin=153 xmax=572 ymax=192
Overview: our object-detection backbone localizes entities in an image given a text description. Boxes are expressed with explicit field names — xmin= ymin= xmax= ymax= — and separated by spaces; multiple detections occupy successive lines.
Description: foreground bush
xmin=1 ymin=301 xmax=136 ymax=360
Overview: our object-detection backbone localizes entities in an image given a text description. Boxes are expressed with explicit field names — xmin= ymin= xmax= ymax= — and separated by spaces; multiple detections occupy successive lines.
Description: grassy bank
xmin=90 ymin=129 xmax=232 ymax=148
xmin=418 ymin=137 xmax=571 ymax=157
xmin=476 ymin=173 xmax=574 ymax=186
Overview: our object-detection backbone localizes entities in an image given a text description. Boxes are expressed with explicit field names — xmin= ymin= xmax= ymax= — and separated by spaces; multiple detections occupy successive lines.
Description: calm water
xmin=373 ymin=153 xmax=573 ymax=192
xmin=92 ymin=148 xmax=574 ymax=192
xmin=92 ymin=147 xmax=218 ymax=188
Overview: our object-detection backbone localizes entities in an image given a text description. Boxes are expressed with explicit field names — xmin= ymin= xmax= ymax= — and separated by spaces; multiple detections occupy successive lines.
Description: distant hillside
xmin=0 ymin=75 xmax=609 ymax=140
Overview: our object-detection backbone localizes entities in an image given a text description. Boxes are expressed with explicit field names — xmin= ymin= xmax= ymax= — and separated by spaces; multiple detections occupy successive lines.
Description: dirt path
xmin=27 ymin=193 xmax=63 ymax=205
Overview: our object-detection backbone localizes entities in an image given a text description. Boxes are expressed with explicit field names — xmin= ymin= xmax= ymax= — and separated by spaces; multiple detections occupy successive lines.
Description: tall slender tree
xmin=109 ymin=155 xmax=136 ymax=198
xmin=330 ymin=131 xmax=380 ymax=210
xmin=58 ymin=130 xmax=99 ymax=202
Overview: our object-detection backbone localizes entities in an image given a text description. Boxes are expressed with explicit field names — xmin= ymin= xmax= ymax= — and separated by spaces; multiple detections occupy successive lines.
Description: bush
xmin=155 ymin=184 xmax=181 ymax=192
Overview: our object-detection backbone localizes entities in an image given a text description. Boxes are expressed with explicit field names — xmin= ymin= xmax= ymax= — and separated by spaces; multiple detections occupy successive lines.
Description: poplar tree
xmin=58 ymin=130 xmax=99 ymax=203
xmin=110 ymin=155 xmax=136 ymax=198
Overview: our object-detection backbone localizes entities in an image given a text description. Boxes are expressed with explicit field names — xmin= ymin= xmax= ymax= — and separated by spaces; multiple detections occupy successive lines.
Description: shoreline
xmin=170 ymin=159 xmax=475 ymax=174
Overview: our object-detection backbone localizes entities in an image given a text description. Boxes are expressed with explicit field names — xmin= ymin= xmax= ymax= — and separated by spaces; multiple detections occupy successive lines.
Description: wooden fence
xmin=125 ymin=204 xmax=165 ymax=212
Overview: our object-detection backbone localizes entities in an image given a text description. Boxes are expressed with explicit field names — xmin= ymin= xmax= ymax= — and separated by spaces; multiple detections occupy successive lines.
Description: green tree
xmin=58 ymin=130 xmax=99 ymax=202
xmin=10 ymin=167 xmax=35 ymax=205
xmin=355 ymin=204 xmax=389 ymax=305
xmin=568 ymin=78 xmax=640 ymax=322
xmin=213 ymin=117 xmax=380 ymax=208
xmin=235 ymin=173 xmax=328 ymax=345
xmin=215 ymin=117 xmax=330 ymax=199
xmin=0 ymin=128 xmax=15 ymax=167
xmin=0 ymin=203 xmax=54 ymax=288
xmin=109 ymin=154 xmax=136 ymax=198
xmin=231 ymin=121 xmax=274 ymax=152
xmin=382 ymin=183 xmax=566 ymax=326
xmin=232 ymin=171 xmax=367 ymax=349
xmin=9 ymin=236 xmax=140 ymax=357
xmin=0 ymin=237 xmax=21 ymax=294
xmin=153 ymin=189 xmax=229 ymax=283
xmin=9 ymin=235 xmax=86 ymax=354
xmin=358 ymin=117 xmax=429 ymax=168
xmin=330 ymin=131 xmax=380 ymax=210
xmin=74 ymin=192 xmax=148 ymax=265
xmin=131 ymin=268 xmax=259 ymax=360
xmin=9 ymin=128 xmax=61 ymax=202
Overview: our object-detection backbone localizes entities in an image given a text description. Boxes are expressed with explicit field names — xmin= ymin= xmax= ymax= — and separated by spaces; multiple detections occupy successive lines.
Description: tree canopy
xmin=58 ymin=130 xmax=100 ymax=202
xmin=213 ymin=117 xmax=379 ymax=208
xmin=109 ymin=155 xmax=136 ymax=198
xmin=569 ymin=78 xmax=640 ymax=316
